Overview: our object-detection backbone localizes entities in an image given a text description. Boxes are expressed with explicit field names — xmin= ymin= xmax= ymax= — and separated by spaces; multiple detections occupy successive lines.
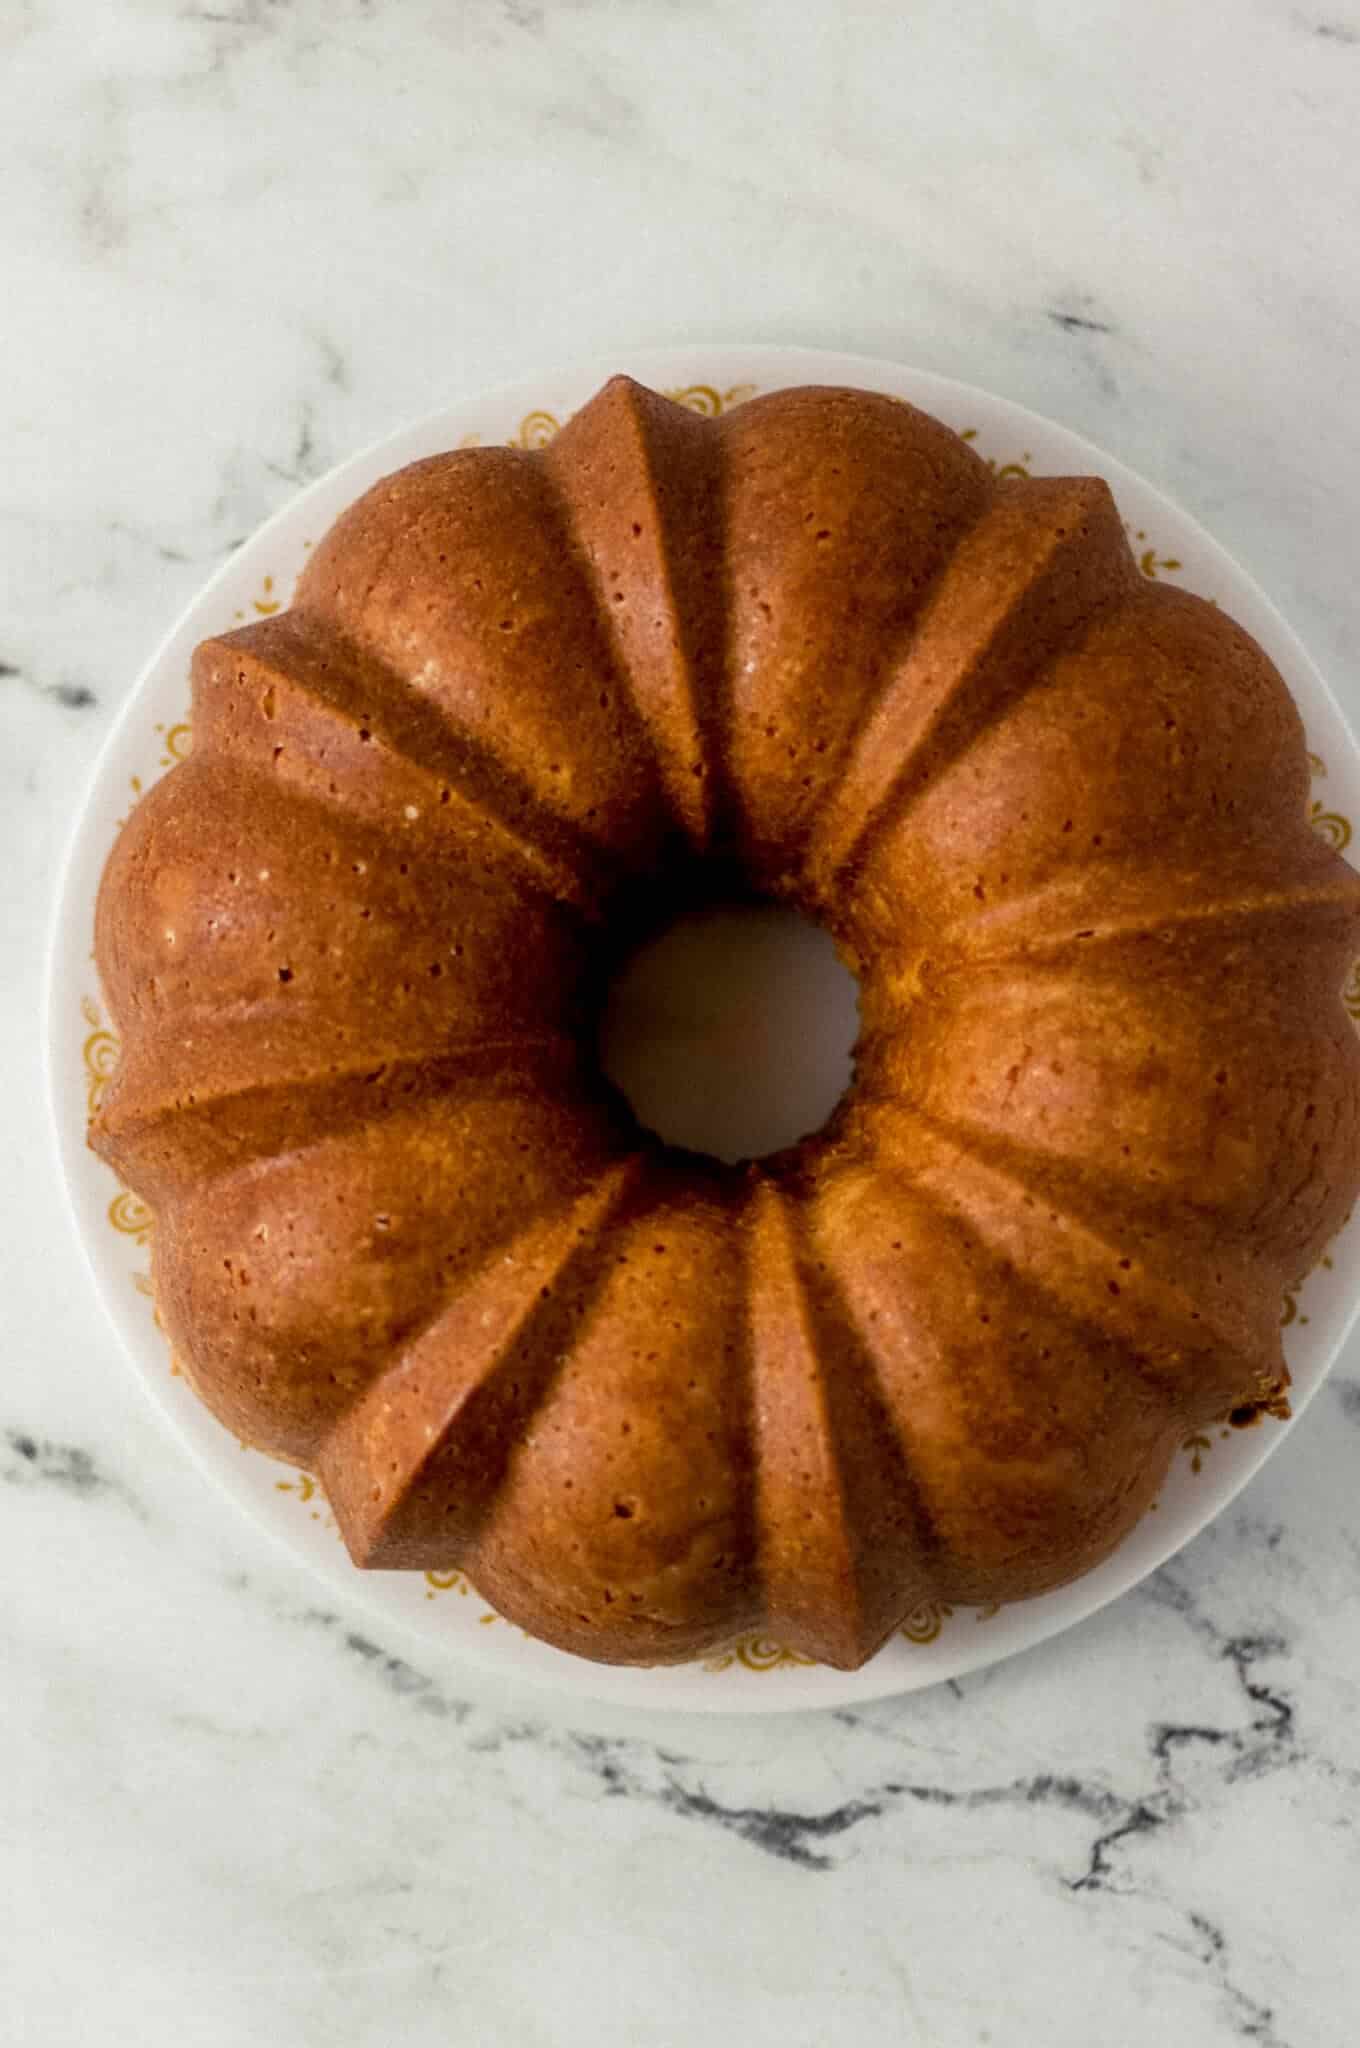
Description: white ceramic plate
xmin=46 ymin=345 xmax=1360 ymax=1713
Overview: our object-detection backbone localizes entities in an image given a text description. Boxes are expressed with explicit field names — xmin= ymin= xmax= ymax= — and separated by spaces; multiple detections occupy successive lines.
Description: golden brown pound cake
xmin=90 ymin=377 xmax=1360 ymax=1669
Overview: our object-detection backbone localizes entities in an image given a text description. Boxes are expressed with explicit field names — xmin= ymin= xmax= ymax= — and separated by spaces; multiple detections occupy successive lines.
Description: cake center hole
xmin=598 ymin=903 xmax=860 ymax=1165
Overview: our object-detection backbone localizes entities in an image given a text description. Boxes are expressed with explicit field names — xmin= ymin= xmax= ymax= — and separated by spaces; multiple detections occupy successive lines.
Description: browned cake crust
xmin=90 ymin=378 xmax=1360 ymax=1668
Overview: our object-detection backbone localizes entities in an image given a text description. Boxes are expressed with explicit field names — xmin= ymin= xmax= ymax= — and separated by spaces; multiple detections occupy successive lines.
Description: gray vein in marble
xmin=2 ymin=658 xmax=99 ymax=710
xmin=179 ymin=0 xmax=375 ymax=68
xmin=179 ymin=0 xmax=360 ymax=26
xmin=1333 ymin=1378 xmax=1360 ymax=1423
xmin=1039 ymin=296 xmax=1121 ymax=399
xmin=1182 ymin=1912 xmax=1294 ymax=2048
xmin=203 ymin=449 xmax=309 ymax=557
xmin=273 ymin=1563 xmax=1336 ymax=2030
xmin=1301 ymin=15 xmax=1359 ymax=42
xmin=562 ymin=1730 xmax=634 ymax=1794
xmin=1117 ymin=129 xmax=1169 ymax=190
xmin=1048 ymin=308 xmax=1115 ymax=336
xmin=266 ymin=402 xmax=326 ymax=486
xmin=109 ymin=519 xmax=192 ymax=566
xmin=310 ymin=329 xmax=351 ymax=394
xmin=659 ymin=1787 xmax=883 ymax=1872
xmin=539 ymin=50 xmax=644 ymax=148
xmin=3 ymin=1428 xmax=145 ymax=1516
xmin=1066 ymin=1795 xmax=1167 ymax=1893
xmin=502 ymin=0 xmax=546 ymax=33
xmin=890 ymin=1771 xmax=1121 ymax=1832
xmin=48 ymin=680 xmax=98 ymax=709
xmin=1141 ymin=1573 xmax=1299 ymax=1781
xmin=321 ymin=1613 xmax=476 ymax=1723
xmin=76 ymin=77 xmax=132 ymax=262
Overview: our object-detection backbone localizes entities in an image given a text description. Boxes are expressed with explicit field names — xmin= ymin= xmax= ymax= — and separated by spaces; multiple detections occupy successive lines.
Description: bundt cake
xmin=90 ymin=375 xmax=1360 ymax=1669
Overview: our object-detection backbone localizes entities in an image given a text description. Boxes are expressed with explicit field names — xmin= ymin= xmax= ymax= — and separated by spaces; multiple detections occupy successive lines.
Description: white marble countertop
xmin=6 ymin=3 xmax=1360 ymax=2042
